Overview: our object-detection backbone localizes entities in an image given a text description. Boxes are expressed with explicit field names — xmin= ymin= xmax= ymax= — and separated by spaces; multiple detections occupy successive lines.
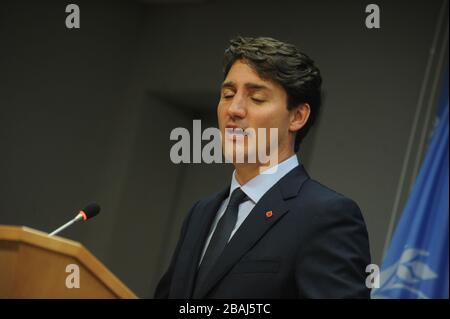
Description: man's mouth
xmin=225 ymin=126 xmax=250 ymax=140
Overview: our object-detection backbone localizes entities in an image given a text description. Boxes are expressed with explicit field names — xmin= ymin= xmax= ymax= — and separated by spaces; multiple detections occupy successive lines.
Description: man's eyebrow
xmin=221 ymin=81 xmax=235 ymax=89
xmin=244 ymin=83 xmax=270 ymax=91
xmin=221 ymin=81 xmax=270 ymax=91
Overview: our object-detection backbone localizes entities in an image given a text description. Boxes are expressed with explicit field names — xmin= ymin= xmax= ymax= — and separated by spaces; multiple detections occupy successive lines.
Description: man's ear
xmin=289 ymin=103 xmax=311 ymax=133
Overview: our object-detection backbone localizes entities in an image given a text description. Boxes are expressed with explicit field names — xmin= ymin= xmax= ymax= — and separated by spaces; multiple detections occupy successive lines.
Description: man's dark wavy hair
xmin=223 ymin=36 xmax=322 ymax=152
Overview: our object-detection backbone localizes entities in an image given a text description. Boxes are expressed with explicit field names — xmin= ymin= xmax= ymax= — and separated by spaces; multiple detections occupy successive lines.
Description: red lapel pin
xmin=265 ymin=211 xmax=273 ymax=218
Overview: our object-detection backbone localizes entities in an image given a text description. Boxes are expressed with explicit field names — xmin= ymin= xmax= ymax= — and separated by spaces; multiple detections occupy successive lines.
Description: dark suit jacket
xmin=154 ymin=165 xmax=371 ymax=298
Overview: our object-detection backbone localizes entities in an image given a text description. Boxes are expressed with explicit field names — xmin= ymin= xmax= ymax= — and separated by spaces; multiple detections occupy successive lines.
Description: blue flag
xmin=372 ymin=72 xmax=449 ymax=299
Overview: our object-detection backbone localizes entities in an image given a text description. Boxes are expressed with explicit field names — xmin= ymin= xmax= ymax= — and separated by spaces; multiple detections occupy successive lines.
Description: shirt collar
xmin=229 ymin=154 xmax=300 ymax=204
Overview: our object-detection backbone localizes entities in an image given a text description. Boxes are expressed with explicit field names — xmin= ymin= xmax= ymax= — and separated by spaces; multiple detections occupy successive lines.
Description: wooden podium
xmin=0 ymin=225 xmax=137 ymax=298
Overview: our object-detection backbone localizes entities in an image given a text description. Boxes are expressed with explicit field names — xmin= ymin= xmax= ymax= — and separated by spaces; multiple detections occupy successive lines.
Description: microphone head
xmin=79 ymin=203 xmax=101 ymax=221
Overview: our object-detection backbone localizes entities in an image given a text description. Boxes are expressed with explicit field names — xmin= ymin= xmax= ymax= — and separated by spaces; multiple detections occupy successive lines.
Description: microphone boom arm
xmin=48 ymin=214 xmax=83 ymax=236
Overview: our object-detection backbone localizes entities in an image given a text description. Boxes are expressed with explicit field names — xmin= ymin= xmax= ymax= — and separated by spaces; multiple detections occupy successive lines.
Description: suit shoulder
xmin=301 ymin=178 xmax=351 ymax=200
xmin=188 ymin=188 xmax=228 ymax=217
xmin=196 ymin=189 xmax=225 ymax=206
xmin=296 ymin=178 xmax=363 ymax=217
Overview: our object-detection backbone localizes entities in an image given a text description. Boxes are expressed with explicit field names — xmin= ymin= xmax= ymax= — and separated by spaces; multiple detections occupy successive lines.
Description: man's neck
xmin=234 ymin=150 xmax=295 ymax=185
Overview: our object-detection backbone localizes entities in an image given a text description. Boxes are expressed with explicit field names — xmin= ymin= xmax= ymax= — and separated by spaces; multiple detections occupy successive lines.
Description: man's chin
xmin=223 ymin=149 xmax=258 ymax=164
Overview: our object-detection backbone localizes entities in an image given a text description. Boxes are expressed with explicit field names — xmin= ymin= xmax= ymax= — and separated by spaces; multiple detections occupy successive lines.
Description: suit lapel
xmin=194 ymin=165 xmax=310 ymax=298
xmin=170 ymin=187 xmax=229 ymax=298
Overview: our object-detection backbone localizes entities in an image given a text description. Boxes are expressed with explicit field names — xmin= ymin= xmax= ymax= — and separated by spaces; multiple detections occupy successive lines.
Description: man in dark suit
xmin=155 ymin=36 xmax=371 ymax=298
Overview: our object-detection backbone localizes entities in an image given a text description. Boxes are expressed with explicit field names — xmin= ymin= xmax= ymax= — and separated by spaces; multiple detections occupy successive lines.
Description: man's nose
xmin=227 ymin=95 xmax=246 ymax=118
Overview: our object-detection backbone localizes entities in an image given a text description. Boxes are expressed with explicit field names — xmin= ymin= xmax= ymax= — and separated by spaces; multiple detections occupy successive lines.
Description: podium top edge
xmin=0 ymin=224 xmax=83 ymax=249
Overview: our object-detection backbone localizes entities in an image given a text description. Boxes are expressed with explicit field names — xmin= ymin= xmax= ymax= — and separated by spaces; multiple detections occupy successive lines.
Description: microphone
xmin=48 ymin=203 xmax=101 ymax=237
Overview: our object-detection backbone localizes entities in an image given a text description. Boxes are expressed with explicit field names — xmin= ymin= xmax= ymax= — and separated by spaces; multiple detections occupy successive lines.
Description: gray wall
xmin=0 ymin=0 xmax=447 ymax=297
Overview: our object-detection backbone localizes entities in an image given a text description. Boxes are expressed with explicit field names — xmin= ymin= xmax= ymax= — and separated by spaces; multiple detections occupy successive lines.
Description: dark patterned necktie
xmin=193 ymin=187 xmax=248 ymax=297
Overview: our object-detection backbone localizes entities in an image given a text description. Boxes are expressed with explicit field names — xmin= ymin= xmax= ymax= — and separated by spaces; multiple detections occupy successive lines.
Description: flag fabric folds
xmin=372 ymin=72 xmax=449 ymax=299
